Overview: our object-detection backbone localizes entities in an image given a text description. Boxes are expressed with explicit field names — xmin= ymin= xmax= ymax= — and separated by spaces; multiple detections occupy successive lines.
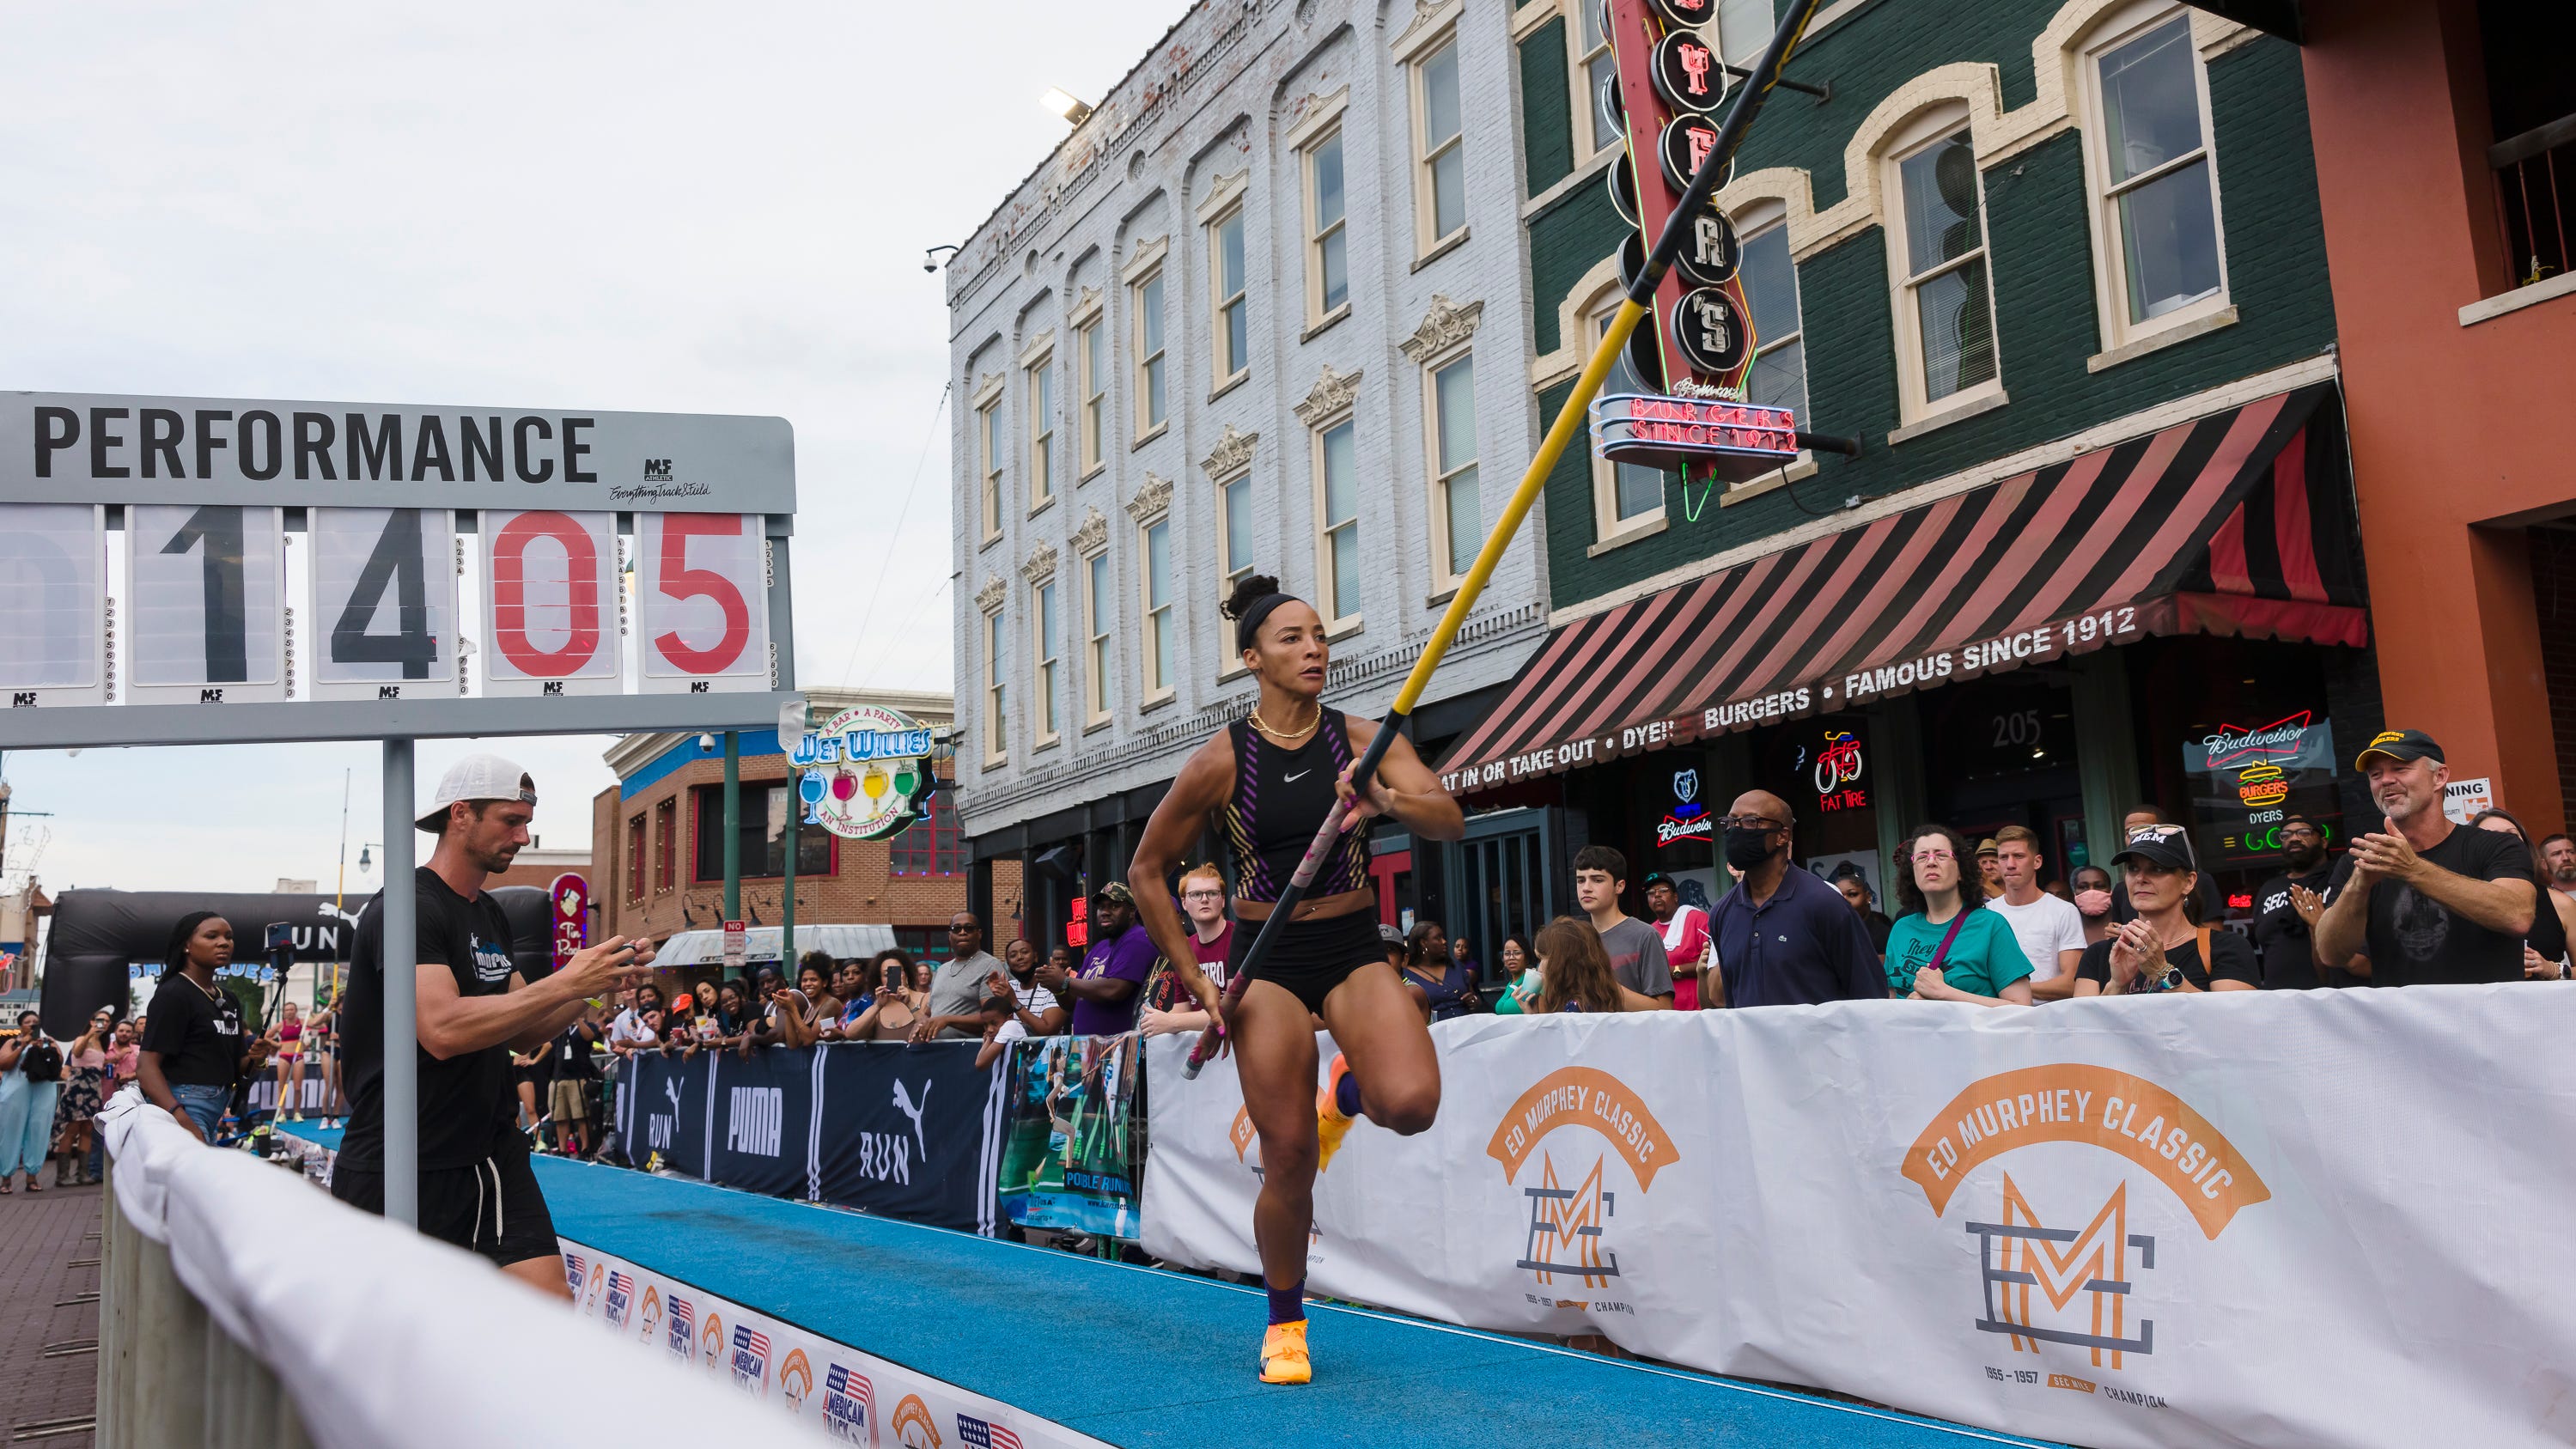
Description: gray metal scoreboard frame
xmin=0 ymin=389 xmax=803 ymax=1227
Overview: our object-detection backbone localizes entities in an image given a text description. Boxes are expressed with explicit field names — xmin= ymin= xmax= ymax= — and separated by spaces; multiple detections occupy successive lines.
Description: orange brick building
xmin=590 ymin=688 xmax=1023 ymax=966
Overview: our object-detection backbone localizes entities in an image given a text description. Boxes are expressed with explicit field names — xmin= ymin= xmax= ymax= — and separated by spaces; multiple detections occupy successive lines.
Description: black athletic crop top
xmin=1219 ymin=709 xmax=1373 ymax=904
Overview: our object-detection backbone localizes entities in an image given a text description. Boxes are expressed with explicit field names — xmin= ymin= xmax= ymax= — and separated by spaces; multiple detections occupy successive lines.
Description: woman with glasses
xmin=2074 ymin=825 xmax=2260 ymax=995
xmin=1885 ymin=825 xmax=2036 ymax=1006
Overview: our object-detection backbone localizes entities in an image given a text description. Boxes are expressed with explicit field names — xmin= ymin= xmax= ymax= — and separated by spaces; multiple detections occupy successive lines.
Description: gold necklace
xmin=1251 ymin=699 xmax=1320 ymax=743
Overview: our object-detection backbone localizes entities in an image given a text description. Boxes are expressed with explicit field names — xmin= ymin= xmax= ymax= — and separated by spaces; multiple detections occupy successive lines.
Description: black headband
xmin=1234 ymin=593 xmax=1297 ymax=651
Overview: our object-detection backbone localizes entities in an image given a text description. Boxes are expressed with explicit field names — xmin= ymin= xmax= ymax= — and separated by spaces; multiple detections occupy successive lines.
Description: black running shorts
xmin=332 ymin=1148 xmax=560 ymax=1269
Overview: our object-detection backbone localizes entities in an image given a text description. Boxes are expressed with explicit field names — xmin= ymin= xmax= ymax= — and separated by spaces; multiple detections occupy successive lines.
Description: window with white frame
xmin=1211 ymin=206 xmax=1249 ymax=386
xmin=1133 ymin=268 xmax=1168 ymax=437
xmin=1737 ymin=212 xmax=1807 ymax=417
xmin=1032 ymin=578 xmax=1060 ymax=744
xmin=1589 ymin=296 xmax=1666 ymax=533
xmin=1026 ymin=352 xmax=1055 ymax=508
xmin=1573 ymin=0 xmax=1621 ymax=161
xmin=1890 ymin=118 xmax=2000 ymax=414
xmin=2086 ymin=10 xmax=2226 ymax=336
xmin=1313 ymin=416 xmax=1361 ymax=627
xmin=1083 ymin=550 xmax=1111 ymax=725
xmin=1412 ymin=35 xmax=1467 ymax=252
xmin=1216 ymin=468 xmax=1254 ymax=671
xmin=982 ymin=606 xmax=1007 ymax=764
xmin=977 ymin=399 xmax=1004 ymax=538
xmin=1427 ymin=352 xmax=1481 ymax=584
xmin=1077 ymin=317 xmax=1106 ymax=473
xmin=1142 ymin=515 xmax=1174 ymax=697
xmin=1305 ymin=130 xmax=1350 ymax=323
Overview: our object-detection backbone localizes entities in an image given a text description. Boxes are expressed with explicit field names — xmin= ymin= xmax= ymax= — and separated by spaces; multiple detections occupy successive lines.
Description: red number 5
xmin=654 ymin=514 xmax=750 ymax=673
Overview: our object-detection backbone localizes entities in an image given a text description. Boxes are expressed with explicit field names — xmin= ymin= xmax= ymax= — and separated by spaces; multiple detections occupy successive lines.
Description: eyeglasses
xmin=1716 ymin=816 xmax=1787 ymax=833
xmin=2281 ymin=825 xmax=2322 ymax=839
xmin=1911 ymin=849 xmax=1957 ymax=863
xmin=1180 ymin=889 xmax=1226 ymax=900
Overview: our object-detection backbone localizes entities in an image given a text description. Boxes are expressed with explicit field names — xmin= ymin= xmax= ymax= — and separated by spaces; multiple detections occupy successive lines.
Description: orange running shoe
xmin=1260 ymin=1319 xmax=1312 ymax=1385
xmin=1315 ymin=1052 xmax=1357 ymax=1172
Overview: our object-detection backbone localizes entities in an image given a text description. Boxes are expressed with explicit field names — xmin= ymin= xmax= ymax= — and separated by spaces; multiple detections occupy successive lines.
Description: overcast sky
xmin=0 ymin=0 xmax=1180 ymax=897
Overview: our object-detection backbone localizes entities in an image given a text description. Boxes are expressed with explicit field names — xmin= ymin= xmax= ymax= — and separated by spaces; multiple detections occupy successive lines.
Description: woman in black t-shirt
xmin=2074 ymin=826 xmax=2260 ymax=995
xmin=138 ymin=913 xmax=275 ymax=1143
xmin=2469 ymin=809 xmax=2574 ymax=978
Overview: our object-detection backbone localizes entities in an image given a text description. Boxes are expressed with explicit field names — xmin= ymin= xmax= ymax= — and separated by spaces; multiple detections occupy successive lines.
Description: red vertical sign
xmin=1609 ymin=0 xmax=1760 ymax=396
xmin=550 ymin=873 xmax=591 ymax=974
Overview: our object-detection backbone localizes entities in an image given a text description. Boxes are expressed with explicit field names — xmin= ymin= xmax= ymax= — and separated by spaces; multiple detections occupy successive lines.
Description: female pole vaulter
xmin=1128 ymin=575 xmax=1464 ymax=1386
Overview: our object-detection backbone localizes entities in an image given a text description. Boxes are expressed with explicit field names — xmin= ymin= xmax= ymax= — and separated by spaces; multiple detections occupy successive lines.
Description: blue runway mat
xmin=274 ymin=1122 xmax=344 ymax=1151
xmin=527 ymin=1157 xmax=2056 ymax=1449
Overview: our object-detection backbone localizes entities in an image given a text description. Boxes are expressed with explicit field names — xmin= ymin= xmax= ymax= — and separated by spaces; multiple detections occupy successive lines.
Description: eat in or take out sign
xmin=0 ymin=392 xmax=795 ymax=720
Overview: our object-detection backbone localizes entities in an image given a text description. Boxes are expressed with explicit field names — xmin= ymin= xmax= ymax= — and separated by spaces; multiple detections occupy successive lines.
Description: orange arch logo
xmin=700 ymin=1312 xmax=725 ymax=1366
xmin=638 ymin=1285 xmax=662 ymax=1341
xmin=1903 ymin=1064 xmax=2269 ymax=1238
xmin=1485 ymin=1067 xmax=1678 ymax=1189
xmin=891 ymin=1393 xmax=941 ymax=1448
xmin=778 ymin=1349 xmax=812 ymax=1407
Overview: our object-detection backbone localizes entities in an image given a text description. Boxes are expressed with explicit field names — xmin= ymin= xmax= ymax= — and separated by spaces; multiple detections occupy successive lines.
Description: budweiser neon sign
xmin=2199 ymin=712 xmax=2314 ymax=770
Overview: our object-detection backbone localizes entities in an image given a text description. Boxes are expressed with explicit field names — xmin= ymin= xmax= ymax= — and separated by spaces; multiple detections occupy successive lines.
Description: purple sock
xmin=1334 ymin=1071 xmax=1363 ymax=1118
xmin=1267 ymin=1279 xmax=1306 ymax=1325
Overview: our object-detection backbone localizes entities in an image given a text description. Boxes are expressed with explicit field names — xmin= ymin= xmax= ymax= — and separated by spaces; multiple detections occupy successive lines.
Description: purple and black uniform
xmin=1220 ymin=709 xmax=1380 ymax=1014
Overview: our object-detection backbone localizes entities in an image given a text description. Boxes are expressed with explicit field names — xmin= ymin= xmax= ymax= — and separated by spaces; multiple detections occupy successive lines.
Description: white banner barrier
xmin=1141 ymin=987 xmax=2576 ymax=1449
xmin=96 ymin=1090 xmax=819 ymax=1447
xmin=560 ymin=1236 xmax=1112 ymax=1448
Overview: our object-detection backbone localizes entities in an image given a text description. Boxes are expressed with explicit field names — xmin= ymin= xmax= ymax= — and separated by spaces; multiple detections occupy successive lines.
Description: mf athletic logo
xmin=643 ymin=458 xmax=673 ymax=480
xmin=1905 ymin=1065 xmax=2270 ymax=1391
xmin=1483 ymin=1067 xmax=1677 ymax=1314
xmin=728 ymin=1085 xmax=783 ymax=1157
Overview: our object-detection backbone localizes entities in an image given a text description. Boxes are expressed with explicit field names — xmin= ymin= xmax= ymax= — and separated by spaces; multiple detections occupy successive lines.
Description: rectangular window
xmin=1033 ymin=578 xmax=1060 ymax=743
xmin=1083 ymin=551 xmax=1111 ymax=723
xmin=1026 ymin=355 xmax=1055 ymax=508
xmin=1142 ymin=518 xmax=1173 ymax=695
xmin=1593 ymin=304 xmax=1666 ymax=527
xmin=1314 ymin=417 xmax=1361 ymax=625
xmin=984 ymin=608 xmax=1007 ymax=764
xmin=1217 ymin=470 xmax=1254 ymax=668
xmin=1715 ymin=0 xmax=1772 ymax=67
xmin=977 ymin=399 xmax=1003 ymax=537
xmin=2094 ymin=15 xmax=2223 ymax=326
xmin=1133 ymin=269 xmax=1167 ymax=436
xmin=1414 ymin=36 xmax=1467 ymax=251
xmin=655 ymin=799 xmax=676 ymax=892
xmin=888 ymin=784 xmax=965 ymax=876
xmin=1895 ymin=126 xmax=1998 ymax=408
xmin=1574 ymin=0 xmax=1621 ymax=159
xmin=1738 ymin=219 xmax=1807 ymax=417
xmin=1211 ymin=208 xmax=1249 ymax=384
xmin=1077 ymin=319 xmax=1106 ymax=472
xmin=626 ymin=814 xmax=646 ymax=900
xmin=691 ymin=783 xmax=829 ymax=882
xmin=1428 ymin=354 xmax=1480 ymax=582
xmin=1306 ymin=131 xmax=1350 ymax=320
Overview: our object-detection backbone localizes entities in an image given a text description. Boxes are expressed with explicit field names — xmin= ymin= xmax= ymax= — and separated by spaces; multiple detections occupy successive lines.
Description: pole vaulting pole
xmin=1188 ymin=0 xmax=1826 ymax=1076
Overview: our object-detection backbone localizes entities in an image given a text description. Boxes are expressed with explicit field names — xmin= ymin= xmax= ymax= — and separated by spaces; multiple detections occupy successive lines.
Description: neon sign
xmin=1658 ymin=769 xmax=1713 ymax=846
xmin=1814 ymin=728 xmax=1868 ymax=813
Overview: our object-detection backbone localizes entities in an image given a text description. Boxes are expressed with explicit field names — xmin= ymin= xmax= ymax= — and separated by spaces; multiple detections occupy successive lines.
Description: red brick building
xmin=590 ymin=688 xmax=1022 ymax=965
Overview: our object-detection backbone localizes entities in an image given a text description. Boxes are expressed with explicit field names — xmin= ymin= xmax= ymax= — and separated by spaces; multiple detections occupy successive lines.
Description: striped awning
xmin=1437 ymin=384 xmax=2362 ymax=794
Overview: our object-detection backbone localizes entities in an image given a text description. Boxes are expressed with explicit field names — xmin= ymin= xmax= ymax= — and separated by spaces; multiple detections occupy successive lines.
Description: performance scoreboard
xmin=0 ymin=392 xmax=800 ymax=748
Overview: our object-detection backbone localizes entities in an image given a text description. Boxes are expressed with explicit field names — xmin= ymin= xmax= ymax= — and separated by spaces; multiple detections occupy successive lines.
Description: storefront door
xmin=1445 ymin=807 xmax=1559 ymax=989
xmin=1923 ymin=673 xmax=2088 ymax=887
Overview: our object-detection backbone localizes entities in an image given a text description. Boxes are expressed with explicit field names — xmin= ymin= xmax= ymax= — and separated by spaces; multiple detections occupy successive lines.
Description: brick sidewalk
xmin=0 ymin=1178 xmax=101 ymax=1447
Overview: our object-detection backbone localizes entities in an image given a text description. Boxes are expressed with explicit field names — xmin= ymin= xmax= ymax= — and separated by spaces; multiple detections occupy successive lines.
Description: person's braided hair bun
xmin=1221 ymin=574 xmax=1282 ymax=621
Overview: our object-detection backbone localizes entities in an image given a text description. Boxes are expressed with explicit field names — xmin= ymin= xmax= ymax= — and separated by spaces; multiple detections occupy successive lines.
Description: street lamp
xmin=1040 ymin=88 xmax=1093 ymax=125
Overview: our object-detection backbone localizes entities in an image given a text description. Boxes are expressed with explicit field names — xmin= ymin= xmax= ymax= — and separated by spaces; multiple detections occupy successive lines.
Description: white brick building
xmin=946 ymin=0 xmax=1552 ymax=942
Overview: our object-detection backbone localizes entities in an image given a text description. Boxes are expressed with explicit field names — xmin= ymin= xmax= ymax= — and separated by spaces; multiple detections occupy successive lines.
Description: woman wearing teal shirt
xmin=1885 ymin=824 xmax=2035 ymax=1007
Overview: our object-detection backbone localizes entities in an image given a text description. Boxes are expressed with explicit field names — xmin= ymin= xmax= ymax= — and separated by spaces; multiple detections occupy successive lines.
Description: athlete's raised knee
xmin=1367 ymin=1079 xmax=1440 ymax=1135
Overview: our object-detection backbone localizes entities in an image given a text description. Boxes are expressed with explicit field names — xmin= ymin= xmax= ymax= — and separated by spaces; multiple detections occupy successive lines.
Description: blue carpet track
xmin=502 ymin=1155 xmax=2056 ymax=1449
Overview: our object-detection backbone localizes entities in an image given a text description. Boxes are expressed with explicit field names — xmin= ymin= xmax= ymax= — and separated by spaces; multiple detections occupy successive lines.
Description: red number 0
xmin=492 ymin=511 xmax=600 ymax=676
xmin=654 ymin=514 xmax=750 ymax=673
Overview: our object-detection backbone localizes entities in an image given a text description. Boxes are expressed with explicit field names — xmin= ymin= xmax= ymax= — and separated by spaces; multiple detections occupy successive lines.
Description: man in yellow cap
xmin=2314 ymin=729 xmax=2537 ymax=985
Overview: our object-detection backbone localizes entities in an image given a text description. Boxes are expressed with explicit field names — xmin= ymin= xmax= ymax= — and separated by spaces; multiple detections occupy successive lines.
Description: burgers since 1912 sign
xmin=791 ymin=704 xmax=936 ymax=842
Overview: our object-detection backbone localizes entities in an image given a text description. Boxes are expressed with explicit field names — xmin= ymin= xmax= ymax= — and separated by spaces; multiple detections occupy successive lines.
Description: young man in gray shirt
xmin=1574 ymin=845 xmax=1672 ymax=1004
xmin=913 ymin=910 xmax=1009 ymax=1041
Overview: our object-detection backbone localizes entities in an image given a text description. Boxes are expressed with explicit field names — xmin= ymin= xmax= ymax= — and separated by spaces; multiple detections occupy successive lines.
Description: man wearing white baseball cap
xmin=332 ymin=752 xmax=656 ymax=1296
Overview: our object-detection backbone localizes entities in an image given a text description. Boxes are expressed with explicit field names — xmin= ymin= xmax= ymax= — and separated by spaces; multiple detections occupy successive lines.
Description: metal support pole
xmin=381 ymin=738 xmax=417 ymax=1228
xmin=722 ymin=731 xmax=741 ymax=952
xmin=782 ymin=763 xmax=800 ymax=970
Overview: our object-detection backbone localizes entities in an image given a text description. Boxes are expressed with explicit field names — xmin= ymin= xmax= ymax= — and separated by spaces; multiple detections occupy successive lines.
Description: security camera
xmin=698 ymin=733 xmax=716 ymax=752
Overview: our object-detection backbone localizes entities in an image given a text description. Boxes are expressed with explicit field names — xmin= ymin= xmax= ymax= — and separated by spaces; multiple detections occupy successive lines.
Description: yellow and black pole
xmin=1187 ymin=0 xmax=1824 ymax=1076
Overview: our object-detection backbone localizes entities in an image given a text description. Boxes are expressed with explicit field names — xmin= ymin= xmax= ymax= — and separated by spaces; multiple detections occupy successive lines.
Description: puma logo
xmin=1284 ymin=770 xmax=1311 ymax=782
xmin=663 ymin=1076 xmax=683 ymax=1117
xmin=891 ymin=1078 xmax=932 ymax=1159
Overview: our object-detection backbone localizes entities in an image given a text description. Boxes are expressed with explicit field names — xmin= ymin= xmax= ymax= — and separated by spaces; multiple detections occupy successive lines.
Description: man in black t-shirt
xmin=331 ymin=753 xmax=654 ymax=1296
xmin=2250 ymin=813 xmax=2354 ymax=989
xmin=2316 ymin=730 xmax=2537 ymax=987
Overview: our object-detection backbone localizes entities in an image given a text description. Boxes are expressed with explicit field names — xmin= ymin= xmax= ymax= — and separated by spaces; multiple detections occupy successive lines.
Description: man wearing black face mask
xmin=1706 ymin=789 xmax=1887 ymax=1008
